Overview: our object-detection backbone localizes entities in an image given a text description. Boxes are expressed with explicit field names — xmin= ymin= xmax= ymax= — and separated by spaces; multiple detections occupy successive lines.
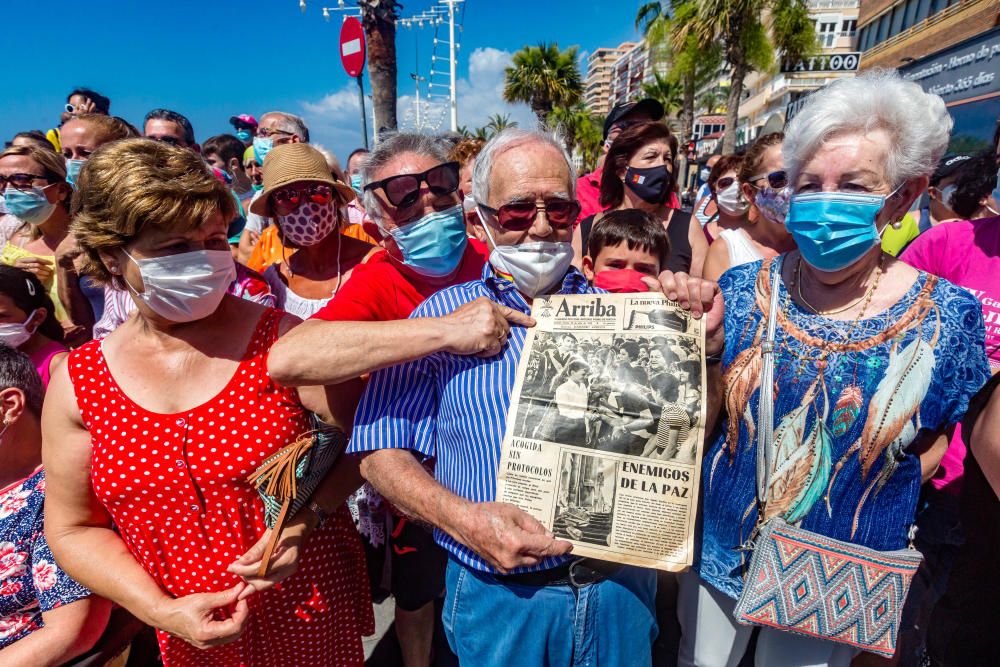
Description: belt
xmin=495 ymin=558 xmax=623 ymax=588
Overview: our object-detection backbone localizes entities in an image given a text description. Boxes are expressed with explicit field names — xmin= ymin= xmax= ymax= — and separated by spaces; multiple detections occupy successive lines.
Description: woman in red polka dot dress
xmin=40 ymin=139 xmax=373 ymax=666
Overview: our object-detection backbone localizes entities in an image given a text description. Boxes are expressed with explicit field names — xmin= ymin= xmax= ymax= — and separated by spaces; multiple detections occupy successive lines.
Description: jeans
xmin=442 ymin=558 xmax=657 ymax=667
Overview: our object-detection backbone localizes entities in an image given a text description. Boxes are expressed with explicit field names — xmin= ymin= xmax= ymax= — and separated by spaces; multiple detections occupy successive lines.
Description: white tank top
xmin=718 ymin=228 xmax=763 ymax=268
xmin=263 ymin=265 xmax=332 ymax=319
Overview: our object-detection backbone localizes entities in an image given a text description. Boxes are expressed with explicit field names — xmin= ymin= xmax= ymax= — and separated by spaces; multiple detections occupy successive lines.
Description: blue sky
xmin=2 ymin=0 xmax=640 ymax=162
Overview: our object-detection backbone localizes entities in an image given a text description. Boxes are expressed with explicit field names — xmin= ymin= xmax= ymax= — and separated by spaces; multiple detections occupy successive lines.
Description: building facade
xmin=609 ymin=41 xmax=655 ymax=109
xmin=735 ymin=0 xmax=861 ymax=148
xmin=584 ymin=43 xmax=635 ymax=116
xmin=859 ymin=0 xmax=1000 ymax=152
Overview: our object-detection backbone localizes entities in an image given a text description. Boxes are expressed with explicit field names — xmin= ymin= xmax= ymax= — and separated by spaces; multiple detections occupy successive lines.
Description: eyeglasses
xmin=256 ymin=127 xmax=295 ymax=139
xmin=477 ymin=198 xmax=581 ymax=231
xmin=147 ymin=135 xmax=183 ymax=147
xmin=271 ymin=183 xmax=335 ymax=215
xmin=364 ymin=162 xmax=460 ymax=208
xmin=749 ymin=170 xmax=788 ymax=190
xmin=0 ymin=173 xmax=50 ymax=192
xmin=715 ymin=176 xmax=736 ymax=190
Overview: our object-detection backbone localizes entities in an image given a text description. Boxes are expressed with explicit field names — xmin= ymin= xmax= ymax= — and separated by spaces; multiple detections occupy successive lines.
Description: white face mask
xmin=0 ymin=309 xmax=38 ymax=348
xmin=122 ymin=249 xmax=236 ymax=322
xmin=477 ymin=209 xmax=574 ymax=298
xmin=716 ymin=182 xmax=750 ymax=216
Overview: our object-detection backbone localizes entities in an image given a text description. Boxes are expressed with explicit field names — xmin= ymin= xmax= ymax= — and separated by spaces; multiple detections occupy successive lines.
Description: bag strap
xmin=755 ymin=259 xmax=782 ymax=508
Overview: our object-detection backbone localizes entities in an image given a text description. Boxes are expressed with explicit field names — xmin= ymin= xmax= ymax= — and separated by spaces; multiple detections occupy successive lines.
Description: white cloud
xmin=299 ymin=46 xmax=537 ymax=160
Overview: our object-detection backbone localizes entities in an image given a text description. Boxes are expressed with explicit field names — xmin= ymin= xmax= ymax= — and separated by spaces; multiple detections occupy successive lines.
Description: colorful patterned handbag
xmin=246 ymin=414 xmax=346 ymax=576
xmin=732 ymin=264 xmax=922 ymax=658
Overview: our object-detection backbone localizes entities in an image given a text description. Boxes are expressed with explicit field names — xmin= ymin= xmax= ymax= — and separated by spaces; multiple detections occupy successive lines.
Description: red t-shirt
xmin=310 ymin=239 xmax=489 ymax=322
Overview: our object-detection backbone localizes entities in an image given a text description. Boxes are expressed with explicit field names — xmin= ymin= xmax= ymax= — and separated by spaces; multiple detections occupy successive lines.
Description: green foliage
xmin=642 ymin=73 xmax=684 ymax=117
xmin=485 ymin=113 xmax=518 ymax=137
xmin=635 ymin=1 xmax=666 ymax=34
xmin=503 ymin=43 xmax=583 ymax=123
xmin=548 ymin=103 xmax=603 ymax=172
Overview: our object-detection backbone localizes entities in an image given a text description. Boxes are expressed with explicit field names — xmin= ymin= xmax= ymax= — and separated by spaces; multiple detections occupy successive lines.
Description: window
xmin=841 ymin=18 xmax=858 ymax=35
xmin=817 ymin=21 xmax=838 ymax=47
xmin=903 ymin=0 xmax=919 ymax=28
xmin=890 ymin=5 xmax=905 ymax=36
xmin=916 ymin=0 xmax=932 ymax=21
xmin=876 ymin=13 xmax=890 ymax=41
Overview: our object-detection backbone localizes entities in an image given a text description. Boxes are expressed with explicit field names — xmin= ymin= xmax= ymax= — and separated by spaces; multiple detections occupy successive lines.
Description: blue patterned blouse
xmin=0 ymin=468 xmax=91 ymax=647
xmin=699 ymin=257 xmax=990 ymax=599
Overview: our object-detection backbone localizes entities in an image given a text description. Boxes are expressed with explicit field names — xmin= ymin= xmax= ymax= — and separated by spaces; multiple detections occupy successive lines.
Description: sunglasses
xmin=478 ymin=198 xmax=581 ymax=231
xmin=750 ymin=170 xmax=788 ymax=190
xmin=715 ymin=176 xmax=737 ymax=190
xmin=148 ymin=135 xmax=183 ymax=147
xmin=364 ymin=162 xmax=460 ymax=209
xmin=0 ymin=173 xmax=50 ymax=191
xmin=256 ymin=127 xmax=294 ymax=139
xmin=271 ymin=183 xmax=335 ymax=215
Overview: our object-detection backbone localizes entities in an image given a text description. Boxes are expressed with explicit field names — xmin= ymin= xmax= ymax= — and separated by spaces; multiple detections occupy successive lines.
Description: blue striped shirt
xmin=350 ymin=263 xmax=597 ymax=573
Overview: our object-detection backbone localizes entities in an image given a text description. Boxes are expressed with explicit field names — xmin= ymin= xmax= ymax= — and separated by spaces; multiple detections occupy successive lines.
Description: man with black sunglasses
xmin=143 ymin=109 xmax=197 ymax=152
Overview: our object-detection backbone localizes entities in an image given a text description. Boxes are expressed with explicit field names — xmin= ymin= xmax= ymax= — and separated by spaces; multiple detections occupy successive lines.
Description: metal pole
xmin=356 ymin=75 xmax=369 ymax=149
xmin=447 ymin=0 xmax=457 ymax=131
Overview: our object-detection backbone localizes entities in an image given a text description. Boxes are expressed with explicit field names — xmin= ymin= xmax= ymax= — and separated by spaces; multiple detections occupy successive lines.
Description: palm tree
xmin=635 ymin=1 xmax=666 ymax=34
xmin=575 ymin=115 xmax=604 ymax=173
xmin=547 ymin=104 xmax=588 ymax=155
xmin=485 ymin=113 xmax=518 ymax=137
xmin=642 ymin=72 xmax=684 ymax=119
xmin=359 ymin=0 xmax=401 ymax=134
xmin=671 ymin=0 xmax=816 ymax=152
xmin=503 ymin=43 xmax=583 ymax=125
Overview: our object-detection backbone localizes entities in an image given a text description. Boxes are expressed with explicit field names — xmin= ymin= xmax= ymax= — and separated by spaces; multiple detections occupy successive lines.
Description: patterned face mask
xmin=754 ymin=186 xmax=792 ymax=225
xmin=277 ymin=201 xmax=338 ymax=247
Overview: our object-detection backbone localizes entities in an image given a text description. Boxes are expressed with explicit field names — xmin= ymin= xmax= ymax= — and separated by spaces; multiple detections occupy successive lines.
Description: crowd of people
xmin=0 ymin=68 xmax=998 ymax=667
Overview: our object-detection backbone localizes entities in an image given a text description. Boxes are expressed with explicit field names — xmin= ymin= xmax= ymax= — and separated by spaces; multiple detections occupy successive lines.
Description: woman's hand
xmin=228 ymin=519 xmax=310 ymax=599
xmin=14 ymin=256 xmax=55 ymax=284
xmin=151 ymin=583 xmax=251 ymax=649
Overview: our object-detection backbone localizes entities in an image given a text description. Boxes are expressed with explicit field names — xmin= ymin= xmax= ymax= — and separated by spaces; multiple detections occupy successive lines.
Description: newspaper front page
xmin=496 ymin=293 xmax=706 ymax=571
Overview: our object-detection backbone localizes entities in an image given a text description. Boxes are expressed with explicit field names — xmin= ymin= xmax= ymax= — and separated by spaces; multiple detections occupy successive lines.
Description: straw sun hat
xmin=249 ymin=143 xmax=355 ymax=216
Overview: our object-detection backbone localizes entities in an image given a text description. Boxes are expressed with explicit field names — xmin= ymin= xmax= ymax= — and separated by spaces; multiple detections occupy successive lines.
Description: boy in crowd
xmin=581 ymin=209 xmax=671 ymax=292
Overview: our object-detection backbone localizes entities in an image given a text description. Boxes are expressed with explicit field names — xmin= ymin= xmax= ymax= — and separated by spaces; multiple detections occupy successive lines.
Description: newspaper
xmin=496 ymin=293 xmax=706 ymax=571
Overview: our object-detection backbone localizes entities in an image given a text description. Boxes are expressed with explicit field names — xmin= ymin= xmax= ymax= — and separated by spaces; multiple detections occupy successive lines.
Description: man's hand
xmin=437 ymin=297 xmax=536 ymax=358
xmin=150 ymin=583 xmax=251 ymax=649
xmin=449 ymin=501 xmax=572 ymax=573
xmin=655 ymin=270 xmax=725 ymax=356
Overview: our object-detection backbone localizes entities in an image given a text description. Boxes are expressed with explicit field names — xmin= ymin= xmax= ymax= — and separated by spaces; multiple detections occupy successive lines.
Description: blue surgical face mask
xmin=252 ymin=183 xmax=264 ymax=192
xmin=385 ymin=204 xmax=468 ymax=278
xmin=2 ymin=187 xmax=56 ymax=225
xmin=350 ymin=173 xmax=363 ymax=195
xmin=236 ymin=129 xmax=253 ymax=143
xmin=65 ymin=159 xmax=85 ymax=189
xmin=786 ymin=189 xmax=898 ymax=272
xmin=253 ymin=136 xmax=273 ymax=166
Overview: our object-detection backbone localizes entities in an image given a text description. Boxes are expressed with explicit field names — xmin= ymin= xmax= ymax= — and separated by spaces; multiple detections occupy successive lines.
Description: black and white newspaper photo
xmin=496 ymin=294 xmax=706 ymax=571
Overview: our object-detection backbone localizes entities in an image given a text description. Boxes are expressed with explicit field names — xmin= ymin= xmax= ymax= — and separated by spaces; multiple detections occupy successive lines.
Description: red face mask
xmin=593 ymin=268 xmax=653 ymax=293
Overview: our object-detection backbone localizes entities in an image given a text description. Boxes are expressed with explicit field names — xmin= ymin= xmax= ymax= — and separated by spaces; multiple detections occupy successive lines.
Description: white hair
xmin=261 ymin=111 xmax=310 ymax=143
xmin=472 ymin=128 xmax=575 ymax=206
xmin=360 ymin=132 xmax=452 ymax=223
xmin=783 ymin=69 xmax=953 ymax=187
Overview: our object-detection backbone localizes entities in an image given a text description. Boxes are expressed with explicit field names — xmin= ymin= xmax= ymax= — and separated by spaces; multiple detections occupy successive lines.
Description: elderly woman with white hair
xmin=680 ymin=70 xmax=990 ymax=666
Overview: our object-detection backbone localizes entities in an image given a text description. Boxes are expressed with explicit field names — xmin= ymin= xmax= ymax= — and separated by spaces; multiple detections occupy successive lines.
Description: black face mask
xmin=624 ymin=164 xmax=673 ymax=204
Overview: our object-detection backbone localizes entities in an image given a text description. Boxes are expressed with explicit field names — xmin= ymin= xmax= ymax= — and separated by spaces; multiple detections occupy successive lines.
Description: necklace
xmin=793 ymin=255 xmax=885 ymax=316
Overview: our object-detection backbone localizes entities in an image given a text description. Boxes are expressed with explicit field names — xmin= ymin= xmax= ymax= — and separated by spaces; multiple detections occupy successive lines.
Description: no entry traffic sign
xmin=340 ymin=17 xmax=366 ymax=78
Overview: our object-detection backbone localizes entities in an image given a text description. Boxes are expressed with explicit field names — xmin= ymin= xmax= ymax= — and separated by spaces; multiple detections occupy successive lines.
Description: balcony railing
xmin=808 ymin=0 xmax=858 ymax=9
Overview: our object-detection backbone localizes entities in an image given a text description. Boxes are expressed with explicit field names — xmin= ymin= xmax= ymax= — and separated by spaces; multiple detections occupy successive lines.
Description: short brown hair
xmin=71 ymin=138 xmax=235 ymax=285
xmin=599 ymin=121 xmax=679 ymax=209
xmin=587 ymin=209 xmax=670 ymax=270
xmin=0 ymin=145 xmax=67 ymax=183
xmin=738 ymin=132 xmax=783 ymax=186
xmin=450 ymin=138 xmax=486 ymax=169
xmin=708 ymin=154 xmax=744 ymax=194
xmin=63 ymin=113 xmax=137 ymax=146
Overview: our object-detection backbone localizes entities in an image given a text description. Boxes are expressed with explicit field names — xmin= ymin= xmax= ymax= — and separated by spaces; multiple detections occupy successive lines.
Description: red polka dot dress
xmin=67 ymin=309 xmax=374 ymax=666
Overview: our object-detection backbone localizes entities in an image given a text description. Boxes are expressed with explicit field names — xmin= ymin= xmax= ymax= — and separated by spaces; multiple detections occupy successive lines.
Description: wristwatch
xmin=306 ymin=500 xmax=330 ymax=526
